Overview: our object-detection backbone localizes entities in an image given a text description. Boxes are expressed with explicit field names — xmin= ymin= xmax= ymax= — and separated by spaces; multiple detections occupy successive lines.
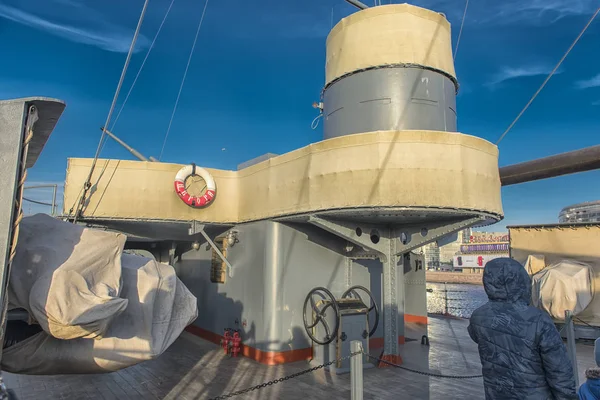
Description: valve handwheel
xmin=341 ymin=285 xmax=380 ymax=337
xmin=302 ymin=287 xmax=340 ymax=345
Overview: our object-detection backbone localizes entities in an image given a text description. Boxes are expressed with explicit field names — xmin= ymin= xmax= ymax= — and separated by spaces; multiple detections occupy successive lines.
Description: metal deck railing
xmin=22 ymin=184 xmax=62 ymax=216
xmin=207 ymin=310 xmax=583 ymax=399
xmin=426 ymin=282 xmax=473 ymax=317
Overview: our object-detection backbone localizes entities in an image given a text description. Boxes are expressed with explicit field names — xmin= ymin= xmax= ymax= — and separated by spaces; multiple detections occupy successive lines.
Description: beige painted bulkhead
xmin=509 ymin=225 xmax=600 ymax=325
xmin=64 ymin=130 xmax=503 ymax=223
xmin=510 ymin=226 xmax=600 ymax=266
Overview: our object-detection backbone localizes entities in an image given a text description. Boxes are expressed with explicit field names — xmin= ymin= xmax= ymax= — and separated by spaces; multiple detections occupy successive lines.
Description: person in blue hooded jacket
xmin=578 ymin=338 xmax=600 ymax=399
xmin=468 ymin=257 xmax=577 ymax=399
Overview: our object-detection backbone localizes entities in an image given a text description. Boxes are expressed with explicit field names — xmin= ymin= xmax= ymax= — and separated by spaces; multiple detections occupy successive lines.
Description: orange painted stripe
xmin=369 ymin=336 xmax=405 ymax=348
xmin=378 ymin=353 xmax=403 ymax=367
xmin=242 ymin=344 xmax=312 ymax=366
xmin=185 ymin=325 xmax=313 ymax=366
xmin=404 ymin=314 xmax=428 ymax=324
xmin=187 ymin=317 xmax=425 ymax=364
xmin=186 ymin=325 xmax=222 ymax=344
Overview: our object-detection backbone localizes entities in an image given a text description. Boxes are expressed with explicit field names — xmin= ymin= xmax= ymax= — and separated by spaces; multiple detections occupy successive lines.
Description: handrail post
xmin=51 ymin=184 xmax=57 ymax=216
xmin=351 ymin=340 xmax=363 ymax=400
xmin=565 ymin=310 xmax=579 ymax=387
xmin=444 ymin=282 xmax=448 ymax=315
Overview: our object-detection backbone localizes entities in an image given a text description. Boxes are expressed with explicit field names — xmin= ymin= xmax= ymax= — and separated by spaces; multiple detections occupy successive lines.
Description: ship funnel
xmin=322 ymin=4 xmax=458 ymax=139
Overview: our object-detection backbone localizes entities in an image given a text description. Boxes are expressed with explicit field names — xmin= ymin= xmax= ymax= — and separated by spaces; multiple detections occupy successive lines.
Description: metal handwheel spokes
xmin=303 ymin=287 xmax=340 ymax=345
xmin=341 ymin=285 xmax=380 ymax=337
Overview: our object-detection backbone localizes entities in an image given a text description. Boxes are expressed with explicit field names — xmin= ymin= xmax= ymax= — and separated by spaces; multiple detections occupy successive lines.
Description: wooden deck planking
xmin=3 ymin=315 xmax=594 ymax=399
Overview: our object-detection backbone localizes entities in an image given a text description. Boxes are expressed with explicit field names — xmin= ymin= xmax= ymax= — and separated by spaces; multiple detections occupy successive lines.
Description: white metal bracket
xmin=308 ymin=216 xmax=386 ymax=257
xmin=189 ymin=221 xmax=234 ymax=277
xmin=168 ymin=242 xmax=177 ymax=266
xmin=307 ymin=213 xmax=489 ymax=359
xmin=393 ymin=216 xmax=487 ymax=256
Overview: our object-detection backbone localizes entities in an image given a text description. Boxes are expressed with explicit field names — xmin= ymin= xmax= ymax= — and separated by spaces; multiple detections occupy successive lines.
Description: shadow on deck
xmin=3 ymin=315 xmax=595 ymax=399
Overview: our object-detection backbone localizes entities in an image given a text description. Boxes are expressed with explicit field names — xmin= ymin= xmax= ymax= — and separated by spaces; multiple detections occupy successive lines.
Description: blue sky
xmin=1 ymin=0 xmax=599 ymax=230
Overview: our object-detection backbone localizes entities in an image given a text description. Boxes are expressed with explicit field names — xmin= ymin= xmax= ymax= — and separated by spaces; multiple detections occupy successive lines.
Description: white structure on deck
xmin=559 ymin=201 xmax=600 ymax=224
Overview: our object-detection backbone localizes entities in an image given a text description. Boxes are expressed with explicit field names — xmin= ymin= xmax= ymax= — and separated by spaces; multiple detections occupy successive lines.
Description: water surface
xmin=426 ymin=282 xmax=487 ymax=318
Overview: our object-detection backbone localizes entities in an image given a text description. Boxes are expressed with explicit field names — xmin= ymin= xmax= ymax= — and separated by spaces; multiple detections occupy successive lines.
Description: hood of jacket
xmin=482 ymin=257 xmax=531 ymax=303
xmin=581 ymin=369 xmax=600 ymax=399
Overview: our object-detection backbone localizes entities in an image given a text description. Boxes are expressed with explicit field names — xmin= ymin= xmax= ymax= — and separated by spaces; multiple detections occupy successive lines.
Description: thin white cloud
xmin=0 ymin=3 xmax=149 ymax=53
xmin=222 ymin=0 xmax=595 ymax=40
xmin=490 ymin=0 xmax=596 ymax=25
xmin=415 ymin=0 xmax=598 ymax=26
xmin=486 ymin=65 xmax=563 ymax=87
xmin=575 ymin=73 xmax=600 ymax=89
xmin=592 ymin=100 xmax=600 ymax=106
xmin=244 ymin=7 xmax=332 ymax=39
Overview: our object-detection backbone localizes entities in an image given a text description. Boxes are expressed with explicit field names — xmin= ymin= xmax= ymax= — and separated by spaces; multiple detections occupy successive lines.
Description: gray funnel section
xmin=322 ymin=67 xmax=457 ymax=140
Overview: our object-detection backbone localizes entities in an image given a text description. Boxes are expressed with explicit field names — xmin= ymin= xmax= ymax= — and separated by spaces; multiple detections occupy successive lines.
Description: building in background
xmin=421 ymin=242 xmax=441 ymax=270
xmin=559 ymin=200 xmax=600 ymax=223
xmin=453 ymin=231 xmax=510 ymax=273
xmin=438 ymin=228 xmax=471 ymax=265
xmin=420 ymin=228 xmax=471 ymax=270
xmin=426 ymin=200 xmax=600 ymax=271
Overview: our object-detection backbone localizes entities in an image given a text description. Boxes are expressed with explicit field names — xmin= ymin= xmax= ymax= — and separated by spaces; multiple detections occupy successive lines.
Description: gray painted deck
xmin=3 ymin=315 xmax=595 ymax=399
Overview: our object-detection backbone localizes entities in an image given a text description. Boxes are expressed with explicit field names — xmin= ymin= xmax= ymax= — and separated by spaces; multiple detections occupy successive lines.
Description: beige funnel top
xmin=325 ymin=3 xmax=456 ymax=86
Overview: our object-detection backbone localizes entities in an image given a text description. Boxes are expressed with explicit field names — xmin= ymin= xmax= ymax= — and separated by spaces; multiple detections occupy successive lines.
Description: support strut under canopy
xmin=307 ymin=214 xmax=486 ymax=362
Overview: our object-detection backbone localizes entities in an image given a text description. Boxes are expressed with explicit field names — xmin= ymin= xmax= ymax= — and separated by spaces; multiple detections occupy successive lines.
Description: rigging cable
xmin=71 ymin=0 xmax=150 ymax=223
xmin=158 ymin=0 xmax=210 ymax=161
xmin=453 ymin=0 xmax=469 ymax=62
xmin=495 ymin=6 xmax=600 ymax=146
xmin=109 ymin=0 xmax=178 ymax=134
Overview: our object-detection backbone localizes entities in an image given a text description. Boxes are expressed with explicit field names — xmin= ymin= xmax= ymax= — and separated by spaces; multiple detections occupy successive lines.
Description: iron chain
xmin=364 ymin=353 xmax=483 ymax=379
xmin=208 ymin=351 xmax=363 ymax=400
xmin=574 ymin=316 xmax=595 ymax=329
xmin=209 ymin=347 xmax=483 ymax=399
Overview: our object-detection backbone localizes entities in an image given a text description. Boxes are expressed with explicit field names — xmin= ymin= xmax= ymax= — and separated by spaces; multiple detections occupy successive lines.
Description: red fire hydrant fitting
xmin=231 ymin=330 xmax=242 ymax=358
xmin=221 ymin=329 xmax=231 ymax=354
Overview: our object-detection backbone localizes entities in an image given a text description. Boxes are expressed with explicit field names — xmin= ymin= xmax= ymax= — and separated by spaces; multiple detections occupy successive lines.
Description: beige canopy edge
xmin=64 ymin=130 xmax=503 ymax=225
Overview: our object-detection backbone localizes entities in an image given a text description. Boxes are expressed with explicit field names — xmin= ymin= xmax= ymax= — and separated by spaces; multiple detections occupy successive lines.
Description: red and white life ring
xmin=174 ymin=164 xmax=216 ymax=207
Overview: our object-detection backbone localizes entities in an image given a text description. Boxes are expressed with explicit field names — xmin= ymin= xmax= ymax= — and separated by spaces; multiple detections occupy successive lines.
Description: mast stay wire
xmin=71 ymin=0 xmax=150 ymax=223
xmin=453 ymin=0 xmax=469 ymax=62
xmin=158 ymin=0 xmax=210 ymax=161
xmin=495 ymin=6 xmax=600 ymax=146
xmin=108 ymin=0 xmax=178 ymax=136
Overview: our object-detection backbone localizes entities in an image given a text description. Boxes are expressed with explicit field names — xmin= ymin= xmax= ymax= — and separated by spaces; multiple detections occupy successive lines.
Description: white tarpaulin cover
xmin=531 ymin=259 xmax=593 ymax=320
xmin=8 ymin=214 xmax=128 ymax=339
xmin=1 ymin=214 xmax=198 ymax=374
xmin=524 ymin=254 xmax=546 ymax=276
